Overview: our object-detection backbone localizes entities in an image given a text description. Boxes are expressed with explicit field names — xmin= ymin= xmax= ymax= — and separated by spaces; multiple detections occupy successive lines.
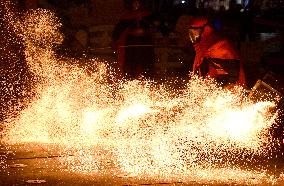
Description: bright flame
xmin=116 ymin=104 xmax=154 ymax=124
xmin=0 ymin=3 xmax=283 ymax=185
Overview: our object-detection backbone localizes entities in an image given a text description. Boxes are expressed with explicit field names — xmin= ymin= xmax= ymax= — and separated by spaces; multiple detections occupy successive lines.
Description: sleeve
xmin=205 ymin=39 xmax=239 ymax=60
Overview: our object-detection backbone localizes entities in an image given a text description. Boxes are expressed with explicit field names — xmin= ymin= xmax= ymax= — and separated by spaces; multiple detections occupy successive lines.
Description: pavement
xmin=0 ymin=143 xmax=202 ymax=186
xmin=0 ymin=141 xmax=284 ymax=186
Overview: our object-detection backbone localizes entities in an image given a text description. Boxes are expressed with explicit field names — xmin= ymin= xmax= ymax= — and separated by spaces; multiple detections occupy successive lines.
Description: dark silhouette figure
xmin=239 ymin=0 xmax=257 ymax=42
xmin=112 ymin=0 xmax=155 ymax=79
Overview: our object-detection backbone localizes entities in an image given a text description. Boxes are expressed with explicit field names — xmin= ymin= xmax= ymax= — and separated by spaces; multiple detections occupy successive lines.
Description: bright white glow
xmin=1 ymin=3 xmax=283 ymax=185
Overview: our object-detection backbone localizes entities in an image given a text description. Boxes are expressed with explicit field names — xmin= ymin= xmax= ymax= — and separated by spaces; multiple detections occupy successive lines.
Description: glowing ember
xmin=0 ymin=2 xmax=283 ymax=185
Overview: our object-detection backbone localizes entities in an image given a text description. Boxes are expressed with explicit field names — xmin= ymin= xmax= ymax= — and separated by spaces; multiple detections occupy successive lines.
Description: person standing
xmin=239 ymin=0 xmax=258 ymax=43
xmin=112 ymin=0 xmax=155 ymax=79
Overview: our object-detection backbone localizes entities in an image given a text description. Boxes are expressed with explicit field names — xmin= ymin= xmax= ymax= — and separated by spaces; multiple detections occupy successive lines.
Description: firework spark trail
xmin=0 ymin=2 xmax=283 ymax=185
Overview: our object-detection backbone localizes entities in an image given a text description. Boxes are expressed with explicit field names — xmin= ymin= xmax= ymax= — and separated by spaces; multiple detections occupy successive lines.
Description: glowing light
xmin=0 ymin=2 xmax=283 ymax=185
xmin=116 ymin=104 xmax=154 ymax=124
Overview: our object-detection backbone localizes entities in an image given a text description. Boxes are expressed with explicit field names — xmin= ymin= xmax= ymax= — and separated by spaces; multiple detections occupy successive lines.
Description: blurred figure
xmin=112 ymin=0 xmax=155 ymax=79
xmin=187 ymin=16 xmax=246 ymax=88
xmin=238 ymin=0 xmax=260 ymax=46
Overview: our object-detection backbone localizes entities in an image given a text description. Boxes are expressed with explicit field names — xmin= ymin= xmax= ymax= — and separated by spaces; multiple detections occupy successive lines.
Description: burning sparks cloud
xmin=0 ymin=1 xmax=283 ymax=185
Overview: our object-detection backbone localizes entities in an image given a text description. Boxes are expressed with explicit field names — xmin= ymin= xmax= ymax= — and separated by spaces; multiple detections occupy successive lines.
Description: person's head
xmin=187 ymin=16 xmax=209 ymax=44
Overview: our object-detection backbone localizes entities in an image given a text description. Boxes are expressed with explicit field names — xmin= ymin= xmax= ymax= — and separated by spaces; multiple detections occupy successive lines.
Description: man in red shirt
xmin=187 ymin=16 xmax=246 ymax=88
